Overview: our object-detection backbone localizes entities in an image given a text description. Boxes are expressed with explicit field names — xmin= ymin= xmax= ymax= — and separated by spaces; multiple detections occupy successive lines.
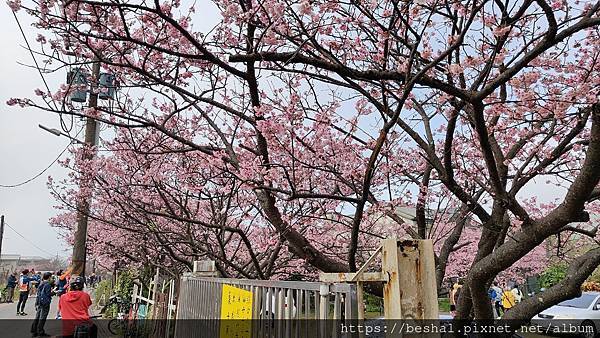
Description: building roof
xmin=20 ymin=256 xmax=49 ymax=261
xmin=0 ymin=254 xmax=21 ymax=260
xmin=0 ymin=254 xmax=49 ymax=261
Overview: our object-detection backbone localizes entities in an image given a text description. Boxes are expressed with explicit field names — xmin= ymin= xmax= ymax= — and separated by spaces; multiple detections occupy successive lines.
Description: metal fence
xmin=174 ymin=239 xmax=439 ymax=337
xmin=175 ymin=275 xmax=359 ymax=338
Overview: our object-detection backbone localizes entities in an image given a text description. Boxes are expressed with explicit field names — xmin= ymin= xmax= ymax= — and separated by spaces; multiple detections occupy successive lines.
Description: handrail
xmin=183 ymin=275 xmax=355 ymax=292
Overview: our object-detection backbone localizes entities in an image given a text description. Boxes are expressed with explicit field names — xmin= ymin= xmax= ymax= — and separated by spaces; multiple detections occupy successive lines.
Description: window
xmin=558 ymin=294 xmax=597 ymax=309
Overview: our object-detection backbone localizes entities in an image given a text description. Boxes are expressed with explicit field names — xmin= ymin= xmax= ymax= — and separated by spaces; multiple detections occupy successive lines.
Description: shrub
xmin=539 ymin=264 xmax=568 ymax=288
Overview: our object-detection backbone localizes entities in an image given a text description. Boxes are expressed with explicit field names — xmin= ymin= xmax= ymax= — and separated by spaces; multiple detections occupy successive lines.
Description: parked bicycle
xmin=101 ymin=294 xmax=140 ymax=336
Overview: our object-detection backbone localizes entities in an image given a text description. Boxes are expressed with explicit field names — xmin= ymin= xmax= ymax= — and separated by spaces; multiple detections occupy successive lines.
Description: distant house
xmin=0 ymin=254 xmax=21 ymax=278
xmin=0 ymin=254 xmax=51 ymax=281
xmin=370 ymin=205 xmax=473 ymax=237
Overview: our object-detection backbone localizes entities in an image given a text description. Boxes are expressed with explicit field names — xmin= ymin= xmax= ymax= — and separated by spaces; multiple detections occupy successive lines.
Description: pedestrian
xmin=31 ymin=272 xmax=54 ymax=337
xmin=89 ymin=273 xmax=96 ymax=288
xmin=512 ymin=283 xmax=523 ymax=304
xmin=488 ymin=286 xmax=496 ymax=314
xmin=491 ymin=281 xmax=503 ymax=318
xmin=55 ymin=267 xmax=72 ymax=319
xmin=6 ymin=273 xmax=17 ymax=303
xmin=17 ymin=269 xmax=35 ymax=315
xmin=449 ymin=280 xmax=463 ymax=317
xmin=449 ymin=282 xmax=457 ymax=314
xmin=59 ymin=276 xmax=97 ymax=338
xmin=501 ymin=285 xmax=516 ymax=311
xmin=30 ymin=270 xmax=41 ymax=296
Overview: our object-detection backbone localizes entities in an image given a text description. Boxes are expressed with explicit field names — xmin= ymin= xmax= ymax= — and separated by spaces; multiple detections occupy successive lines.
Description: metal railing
xmin=174 ymin=239 xmax=439 ymax=337
xmin=175 ymin=275 xmax=359 ymax=338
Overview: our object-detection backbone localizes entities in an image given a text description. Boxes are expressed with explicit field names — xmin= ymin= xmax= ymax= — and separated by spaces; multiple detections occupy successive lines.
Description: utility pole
xmin=71 ymin=59 xmax=101 ymax=277
xmin=0 ymin=215 xmax=5 ymax=261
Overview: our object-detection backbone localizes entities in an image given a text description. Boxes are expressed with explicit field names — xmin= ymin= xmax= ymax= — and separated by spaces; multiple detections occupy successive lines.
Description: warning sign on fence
xmin=220 ymin=284 xmax=253 ymax=338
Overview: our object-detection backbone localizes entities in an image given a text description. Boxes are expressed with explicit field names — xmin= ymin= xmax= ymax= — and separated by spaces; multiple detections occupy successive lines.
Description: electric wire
xmin=0 ymin=127 xmax=83 ymax=189
xmin=0 ymin=143 xmax=70 ymax=188
xmin=11 ymin=10 xmax=58 ymax=113
xmin=4 ymin=221 xmax=55 ymax=257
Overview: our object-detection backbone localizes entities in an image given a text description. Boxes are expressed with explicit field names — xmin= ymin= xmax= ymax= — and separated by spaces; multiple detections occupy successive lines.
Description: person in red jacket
xmin=58 ymin=276 xmax=97 ymax=338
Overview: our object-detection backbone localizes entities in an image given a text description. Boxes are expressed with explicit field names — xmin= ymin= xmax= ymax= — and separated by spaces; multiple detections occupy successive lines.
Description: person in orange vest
xmin=16 ymin=269 xmax=39 ymax=316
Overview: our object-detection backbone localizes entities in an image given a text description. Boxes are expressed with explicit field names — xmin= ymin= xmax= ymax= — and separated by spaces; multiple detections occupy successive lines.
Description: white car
xmin=532 ymin=292 xmax=600 ymax=338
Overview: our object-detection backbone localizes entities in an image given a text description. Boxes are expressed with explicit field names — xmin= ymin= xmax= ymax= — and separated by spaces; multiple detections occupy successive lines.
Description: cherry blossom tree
xmin=8 ymin=0 xmax=600 ymax=320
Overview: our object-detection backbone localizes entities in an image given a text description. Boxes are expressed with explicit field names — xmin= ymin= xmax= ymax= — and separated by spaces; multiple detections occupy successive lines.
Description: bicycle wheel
xmin=108 ymin=319 xmax=123 ymax=335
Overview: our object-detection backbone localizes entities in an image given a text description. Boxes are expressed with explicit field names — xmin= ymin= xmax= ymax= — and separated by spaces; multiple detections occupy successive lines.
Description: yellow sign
xmin=220 ymin=284 xmax=253 ymax=338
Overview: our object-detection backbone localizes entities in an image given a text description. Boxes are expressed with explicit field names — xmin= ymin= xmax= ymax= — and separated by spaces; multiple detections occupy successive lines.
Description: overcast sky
xmin=0 ymin=7 xmax=70 ymax=258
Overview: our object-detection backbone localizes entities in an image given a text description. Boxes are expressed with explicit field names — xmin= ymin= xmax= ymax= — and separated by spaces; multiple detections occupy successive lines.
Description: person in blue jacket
xmin=5 ymin=273 xmax=17 ymax=303
xmin=31 ymin=272 xmax=55 ymax=337
xmin=54 ymin=268 xmax=72 ymax=319
xmin=16 ymin=269 xmax=40 ymax=316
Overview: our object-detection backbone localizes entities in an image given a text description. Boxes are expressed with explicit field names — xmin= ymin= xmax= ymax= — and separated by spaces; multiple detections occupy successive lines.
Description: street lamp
xmin=38 ymin=124 xmax=85 ymax=144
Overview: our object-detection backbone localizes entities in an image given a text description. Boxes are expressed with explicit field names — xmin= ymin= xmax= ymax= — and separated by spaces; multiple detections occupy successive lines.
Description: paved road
xmin=0 ymin=295 xmax=60 ymax=319
xmin=0 ymin=295 xmax=64 ymax=337
xmin=0 ymin=292 xmax=110 ymax=338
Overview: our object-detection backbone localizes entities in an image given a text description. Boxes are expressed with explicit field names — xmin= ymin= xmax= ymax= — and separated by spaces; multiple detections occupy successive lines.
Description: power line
xmin=11 ymin=9 xmax=58 ymax=112
xmin=0 ymin=127 xmax=83 ymax=189
xmin=0 ymin=141 xmax=71 ymax=188
xmin=13 ymin=8 xmax=77 ymax=134
xmin=3 ymin=222 xmax=55 ymax=257
xmin=5 ymin=12 xmax=86 ymax=189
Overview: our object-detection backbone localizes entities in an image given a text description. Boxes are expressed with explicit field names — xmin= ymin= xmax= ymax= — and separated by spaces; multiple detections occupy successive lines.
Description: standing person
xmin=33 ymin=272 xmax=41 ymax=296
xmin=449 ymin=281 xmax=463 ymax=317
xmin=512 ymin=284 xmax=523 ymax=304
xmin=491 ymin=281 xmax=503 ymax=318
xmin=488 ymin=286 xmax=497 ymax=317
xmin=59 ymin=276 xmax=96 ymax=338
xmin=56 ymin=269 xmax=71 ymax=295
xmin=454 ymin=281 xmax=463 ymax=309
xmin=29 ymin=269 xmax=36 ymax=296
xmin=501 ymin=285 xmax=516 ymax=312
xmin=6 ymin=273 xmax=17 ymax=303
xmin=31 ymin=272 xmax=54 ymax=337
xmin=449 ymin=282 xmax=458 ymax=316
xmin=89 ymin=273 xmax=96 ymax=288
xmin=55 ymin=267 xmax=72 ymax=319
xmin=17 ymin=269 xmax=34 ymax=315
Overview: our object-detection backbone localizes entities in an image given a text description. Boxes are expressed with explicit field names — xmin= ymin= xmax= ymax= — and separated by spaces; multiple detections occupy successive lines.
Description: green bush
xmin=539 ymin=263 xmax=568 ymax=288
xmin=94 ymin=280 xmax=113 ymax=306
xmin=114 ymin=270 xmax=135 ymax=303
xmin=98 ymin=270 xmax=137 ymax=318
xmin=438 ymin=298 xmax=450 ymax=312
xmin=364 ymin=293 xmax=383 ymax=314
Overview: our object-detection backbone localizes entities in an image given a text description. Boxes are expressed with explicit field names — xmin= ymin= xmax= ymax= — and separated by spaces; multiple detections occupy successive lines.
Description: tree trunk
xmin=503 ymin=247 xmax=600 ymax=321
